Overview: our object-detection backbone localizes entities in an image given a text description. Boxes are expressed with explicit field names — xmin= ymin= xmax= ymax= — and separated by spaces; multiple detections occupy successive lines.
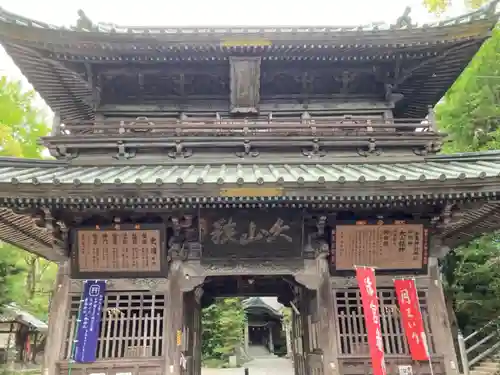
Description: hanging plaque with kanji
xmin=331 ymin=220 xmax=428 ymax=273
xmin=71 ymin=224 xmax=167 ymax=279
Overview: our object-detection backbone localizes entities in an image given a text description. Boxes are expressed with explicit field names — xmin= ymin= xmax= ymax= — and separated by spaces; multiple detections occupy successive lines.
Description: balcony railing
xmin=52 ymin=114 xmax=436 ymax=138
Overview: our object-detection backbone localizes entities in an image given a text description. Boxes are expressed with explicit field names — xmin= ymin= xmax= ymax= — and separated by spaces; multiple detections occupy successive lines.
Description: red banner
xmin=394 ymin=279 xmax=430 ymax=361
xmin=356 ymin=267 xmax=387 ymax=375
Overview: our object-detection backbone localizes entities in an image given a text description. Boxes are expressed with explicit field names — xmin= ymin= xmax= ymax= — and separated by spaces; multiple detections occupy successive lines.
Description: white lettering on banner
xmin=375 ymin=328 xmax=384 ymax=352
xmin=364 ymin=277 xmax=375 ymax=296
xmin=411 ymin=332 xmax=421 ymax=344
xmin=400 ymin=289 xmax=411 ymax=304
xmin=370 ymin=302 xmax=379 ymax=324
xmin=406 ymin=307 xmax=414 ymax=318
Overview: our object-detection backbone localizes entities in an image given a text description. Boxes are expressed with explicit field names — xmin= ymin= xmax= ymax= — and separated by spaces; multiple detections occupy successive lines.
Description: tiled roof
xmin=0 ymin=2 xmax=498 ymax=34
xmin=0 ymin=4 xmax=497 ymax=123
xmin=243 ymin=297 xmax=283 ymax=317
xmin=0 ymin=160 xmax=499 ymax=187
xmin=0 ymin=303 xmax=48 ymax=331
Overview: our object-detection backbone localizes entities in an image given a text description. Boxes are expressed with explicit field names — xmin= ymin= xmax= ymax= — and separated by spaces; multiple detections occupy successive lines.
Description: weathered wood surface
xmin=63 ymin=291 xmax=165 ymax=360
xmin=426 ymin=257 xmax=460 ymax=375
xmin=43 ymin=261 xmax=71 ymax=375
xmin=229 ymin=57 xmax=261 ymax=113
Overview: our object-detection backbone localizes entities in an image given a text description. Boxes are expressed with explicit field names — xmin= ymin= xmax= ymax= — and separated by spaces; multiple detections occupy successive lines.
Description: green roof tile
xmin=0 ymin=161 xmax=499 ymax=186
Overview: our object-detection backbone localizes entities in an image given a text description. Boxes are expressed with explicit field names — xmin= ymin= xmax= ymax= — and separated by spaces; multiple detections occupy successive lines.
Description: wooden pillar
xmin=427 ymin=257 xmax=459 ymax=375
xmin=268 ymin=325 xmax=274 ymax=353
xmin=300 ymin=290 xmax=312 ymax=375
xmin=319 ymin=276 xmax=340 ymax=375
xmin=164 ymin=270 xmax=185 ymax=375
xmin=192 ymin=292 xmax=202 ymax=375
xmin=285 ymin=323 xmax=292 ymax=358
xmin=291 ymin=287 xmax=308 ymax=375
xmin=244 ymin=320 xmax=249 ymax=353
xmin=182 ymin=288 xmax=203 ymax=375
xmin=182 ymin=292 xmax=195 ymax=375
xmin=43 ymin=261 xmax=71 ymax=375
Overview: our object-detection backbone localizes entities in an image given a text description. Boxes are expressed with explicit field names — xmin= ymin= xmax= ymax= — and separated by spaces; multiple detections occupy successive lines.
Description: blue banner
xmin=73 ymin=280 xmax=106 ymax=363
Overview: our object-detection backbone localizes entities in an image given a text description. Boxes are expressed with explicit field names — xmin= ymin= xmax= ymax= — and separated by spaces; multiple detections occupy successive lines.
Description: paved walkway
xmin=202 ymin=357 xmax=294 ymax=375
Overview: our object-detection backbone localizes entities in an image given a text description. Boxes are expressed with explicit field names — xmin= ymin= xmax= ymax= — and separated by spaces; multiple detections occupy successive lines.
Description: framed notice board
xmin=70 ymin=224 xmax=168 ymax=279
xmin=330 ymin=220 xmax=429 ymax=275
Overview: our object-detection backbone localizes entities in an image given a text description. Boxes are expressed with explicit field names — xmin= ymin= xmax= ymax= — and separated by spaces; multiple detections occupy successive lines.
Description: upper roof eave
xmin=0 ymin=3 xmax=498 ymax=50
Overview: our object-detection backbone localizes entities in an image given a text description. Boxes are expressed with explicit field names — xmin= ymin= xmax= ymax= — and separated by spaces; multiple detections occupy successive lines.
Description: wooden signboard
xmin=331 ymin=220 xmax=429 ymax=274
xmin=70 ymin=224 xmax=167 ymax=279
xmin=200 ymin=208 xmax=302 ymax=260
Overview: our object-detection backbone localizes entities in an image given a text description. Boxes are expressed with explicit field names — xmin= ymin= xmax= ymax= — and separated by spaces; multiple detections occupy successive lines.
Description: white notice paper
xmin=398 ymin=365 xmax=413 ymax=375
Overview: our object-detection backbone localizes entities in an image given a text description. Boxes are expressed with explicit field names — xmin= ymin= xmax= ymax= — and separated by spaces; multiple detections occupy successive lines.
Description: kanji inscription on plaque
xmin=200 ymin=208 xmax=302 ymax=259
xmin=333 ymin=222 xmax=428 ymax=271
xmin=73 ymin=225 xmax=164 ymax=275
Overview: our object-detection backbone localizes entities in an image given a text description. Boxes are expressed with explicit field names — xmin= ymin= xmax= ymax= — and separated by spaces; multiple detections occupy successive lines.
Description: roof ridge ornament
xmin=75 ymin=9 xmax=97 ymax=32
xmin=394 ymin=6 xmax=413 ymax=30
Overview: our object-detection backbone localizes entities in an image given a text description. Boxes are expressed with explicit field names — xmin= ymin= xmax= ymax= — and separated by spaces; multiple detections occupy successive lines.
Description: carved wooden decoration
xmin=70 ymin=224 xmax=168 ymax=278
xmin=229 ymin=57 xmax=261 ymax=113
xmin=331 ymin=220 xmax=428 ymax=273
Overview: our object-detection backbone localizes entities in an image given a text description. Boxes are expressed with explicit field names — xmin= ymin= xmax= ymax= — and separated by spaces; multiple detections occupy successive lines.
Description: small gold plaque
xmin=221 ymin=39 xmax=272 ymax=47
xmin=219 ymin=187 xmax=284 ymax=197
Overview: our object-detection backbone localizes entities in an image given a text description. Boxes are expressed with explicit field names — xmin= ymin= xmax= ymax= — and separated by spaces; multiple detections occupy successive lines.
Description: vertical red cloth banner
xmin=394 ymin=279 xmax=430 ymax=361
xmin=356 ymin=266 xmax=387 ymax=375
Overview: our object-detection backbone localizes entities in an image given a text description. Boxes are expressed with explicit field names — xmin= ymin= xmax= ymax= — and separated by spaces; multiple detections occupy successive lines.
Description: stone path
xmin=202 ymin=357 xmax=294 ymax=375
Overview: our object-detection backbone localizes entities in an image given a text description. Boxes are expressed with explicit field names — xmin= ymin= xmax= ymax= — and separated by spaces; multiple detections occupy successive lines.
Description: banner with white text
xmin=356 ymin=266 xmax=387 ymax=375
xmin=394 ymin=279 xmax=430 ymax=360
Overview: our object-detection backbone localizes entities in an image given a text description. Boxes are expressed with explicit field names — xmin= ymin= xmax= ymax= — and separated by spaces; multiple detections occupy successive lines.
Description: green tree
xmin=425 ymin=0 xmax=500 ymax=333
xmin=202 ymin=298 xmax=246 ymax=365
xmin=0 ymin=245 xmax=25 ymax=311
xmin=441 ymin=233 xmax=500 ymax=334
xmin=0 ymin=76 xmax=55 ymax=318
xmin=0 ymin=77 xmax=49 ymax=158
xmin=436 ymin=27 xmax=500 ymax=153
xmin=422 ymin=0 xmax=489 ymax=15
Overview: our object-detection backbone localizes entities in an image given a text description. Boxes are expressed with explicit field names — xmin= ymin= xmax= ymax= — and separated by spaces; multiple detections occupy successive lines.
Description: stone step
xmin=473 ymin=364 xmax=499 ymax=372
xmin=476 ymin=362 xmax=500 ymax=368
xmin=470 ymin=370 xmax=497 ymax=375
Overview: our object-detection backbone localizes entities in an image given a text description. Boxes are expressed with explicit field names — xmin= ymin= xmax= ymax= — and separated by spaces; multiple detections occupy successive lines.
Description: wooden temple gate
xmin=45 ymin=253 xmax=457 ymax=375
xmin=0 ymin=4 xmax=498 ymax=375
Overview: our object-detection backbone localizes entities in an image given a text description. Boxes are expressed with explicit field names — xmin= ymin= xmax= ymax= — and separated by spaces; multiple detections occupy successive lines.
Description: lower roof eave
xmin=0 ymin=208 xmax=66 ymax=261
xmin=0 ymin=178 xmax=499 ymax=205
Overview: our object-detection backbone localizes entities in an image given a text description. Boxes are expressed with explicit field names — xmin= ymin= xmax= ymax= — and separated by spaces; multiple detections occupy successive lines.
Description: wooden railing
xmin=54 ymin=115 xmax=436 ymax=137
xmin=457 ymin=316 xmax=500 ymax=375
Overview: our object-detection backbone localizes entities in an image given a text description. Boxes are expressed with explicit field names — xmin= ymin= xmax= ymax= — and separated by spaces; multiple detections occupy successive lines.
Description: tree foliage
xmin=422 ymin=0 xmax=489 ymax=15
xmin=201 ymin=298 xmax=246 ymax=365
xmin=0 ymin=76 xmax=55 ymax=318
xmin=0 ymin=77 xmax=49 ymax=158
xmin=436 ymin=27 xmax=500 ymax=153
xmin=441 ymin=233 xmax=500 ymax=334
xmin=428 ymin=0 xmax=500 ymax=332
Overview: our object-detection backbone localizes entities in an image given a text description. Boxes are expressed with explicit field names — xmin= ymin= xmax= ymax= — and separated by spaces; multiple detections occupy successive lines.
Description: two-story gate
xmin=0 ymin=4 xmax=499 ymax=375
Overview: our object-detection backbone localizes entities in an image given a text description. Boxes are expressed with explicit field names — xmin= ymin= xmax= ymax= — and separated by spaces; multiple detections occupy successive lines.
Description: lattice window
xmin=335 ymin=288 xmax=435 ymax=356
xmin=64 ymin=292 xmax=165 ymax=360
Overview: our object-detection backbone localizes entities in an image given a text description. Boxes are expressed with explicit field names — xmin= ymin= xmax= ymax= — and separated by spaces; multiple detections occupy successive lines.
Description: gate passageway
xmin=181 ymin=275 xmax=319 ymax=375
xmin=201 ymin=357 xmax=294 ymax=375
